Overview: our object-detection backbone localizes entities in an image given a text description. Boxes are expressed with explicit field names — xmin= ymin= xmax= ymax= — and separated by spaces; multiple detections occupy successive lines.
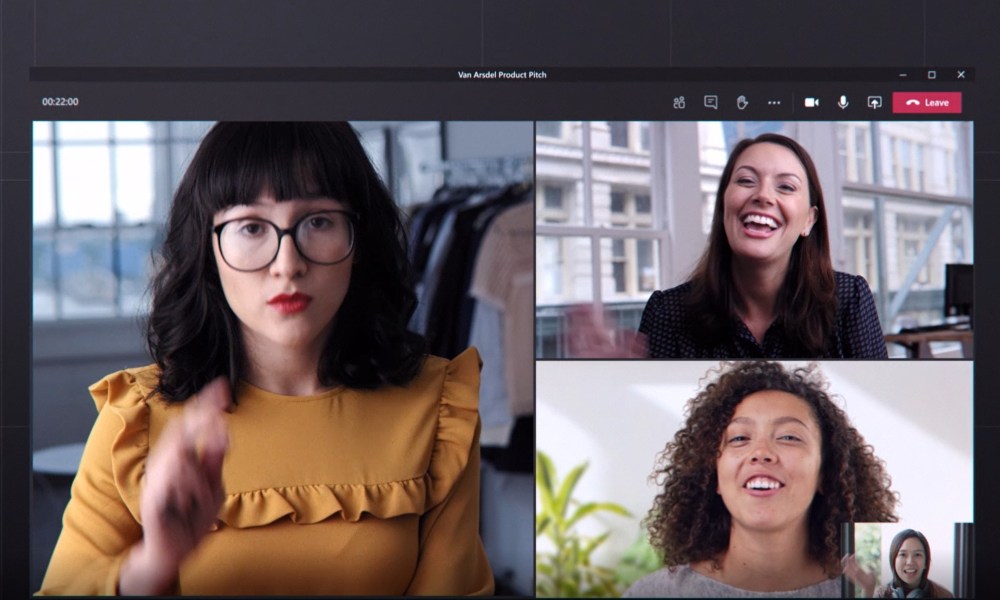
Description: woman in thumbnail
xmin=843 ymin=529 xmax=955 ymax=598
xmin=638 ymin=133 xmax=887 ymax=359
xmin=624 ymin=361 xmax=898 ymax=597
xmin=39 ymin=123 xmax=493 ymax=596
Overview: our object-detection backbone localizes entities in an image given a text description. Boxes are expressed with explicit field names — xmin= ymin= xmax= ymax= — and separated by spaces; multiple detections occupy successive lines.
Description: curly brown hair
xmin=645 ymin=361 xmax=898 ymax=573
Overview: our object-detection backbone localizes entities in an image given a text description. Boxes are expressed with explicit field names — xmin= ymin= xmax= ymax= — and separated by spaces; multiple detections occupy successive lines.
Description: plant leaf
xmin=536 ymin=514 xmax=552 ymax=538
xmin=536 ymin=451 xmax=557 ymax=523
xmin=566 ymin=501 xmax=632 ymax=530
xmin=554 ymin=462 xmax=588 ymax=520
xmin=581 ymin=530 xmax=611 ymax=559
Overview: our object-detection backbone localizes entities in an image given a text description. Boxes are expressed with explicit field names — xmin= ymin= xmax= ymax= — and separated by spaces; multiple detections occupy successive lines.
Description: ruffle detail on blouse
xmin=89 ymin=367 xmax=160 ymax=524
xmin=216 ymin=479 xmax=430 ymax=526
xmin=426 ymin=346 xmax=481 ymax=508
xmin=92 ymin=348 xmax=482 ymax=529
xmin=214 ymin=347 xmax=483 ymax=529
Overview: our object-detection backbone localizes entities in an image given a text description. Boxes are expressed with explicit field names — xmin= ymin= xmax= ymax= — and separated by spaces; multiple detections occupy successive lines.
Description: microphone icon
xmin=837 ymin=95 xmax=849 ymax=109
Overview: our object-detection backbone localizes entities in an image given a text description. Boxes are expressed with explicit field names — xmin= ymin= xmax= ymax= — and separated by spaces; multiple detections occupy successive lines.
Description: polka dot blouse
xmin=638 ymin=272 xmax=888 ymax=359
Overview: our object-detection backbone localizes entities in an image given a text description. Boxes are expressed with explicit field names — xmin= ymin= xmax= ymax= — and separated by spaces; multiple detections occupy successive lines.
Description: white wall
xmin=536 ymin=360 xmax=973 ymax=569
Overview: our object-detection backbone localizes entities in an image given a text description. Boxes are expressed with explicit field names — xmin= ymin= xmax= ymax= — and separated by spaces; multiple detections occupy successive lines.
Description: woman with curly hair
xmin=624 ymin=361 xmax=898 ymax=597
xmin=39 ymin=123 xmax=493 ymax=595
xmin=638 ymin=133 xmax=887 ymax=359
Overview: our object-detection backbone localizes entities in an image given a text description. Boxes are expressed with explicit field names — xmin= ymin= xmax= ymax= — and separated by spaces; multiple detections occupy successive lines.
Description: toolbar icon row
xmin=670 ymin=95 xmax=759 ymax=110
xmin=666 ymin=93 xmax=960 ymax=114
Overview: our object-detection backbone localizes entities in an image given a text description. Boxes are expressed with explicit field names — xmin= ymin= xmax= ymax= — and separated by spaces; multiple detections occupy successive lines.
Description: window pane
xmin=33 ymin=230 xmax=56 ymax=320
xmin=170 ymin=140 xmax=202 ymax=185
xmin=638 ymin=239 xmax=656 ymax=291
xmin=119 ymin=227 xmax=157 ymax=317
xmin=536 ymin=235 xmax=593 ymax=304
xmin=612 ymin=261 xmax=626 ymax=292
xmin=842 ymin=196 xmax=878 ymax=289
xmin=359 ymin=129 xmax=387 ymax=182
xmin=536 ymin=122 xmax=562 ymax=138
xmin=113 ymin=121 xmax=154 ymax=141
xmin=395 ymin=121 xmax=442 ymax=206
xmin=56 ymin=229 xmax=115 ymax=318
xmin=34 ymin=120 xmax=220 ymax=321
xmin=612 ymin=238 xmax=625 ymax=257
xmin=57 ymin=146 xmax=113 ymax=226
xmin=33 ymin=121 xmax=53 ymax=143
xmin=57 ymin=121 xmax=111 ymax=141
xmin=610 ymin=191 xmax=625 ymax=214
xmin=115 ymin=145 xmax=155 ymax=224
xmin=608 ymin=121 xmax=629 ymax=148
xmin=543 ymin=186 xmax=564 ymax=210
xmin=536 ymin=124 xmax=587 ymax=225
xmin=883 ymin=198 xmax=971 ymax=328
xmin=33 ymin=145 xmax=55 ymax=227
xmin=596 ymin=188 xmax=653 ymax=229
xmin=536 ymin=179 xmax=582 ymax=226
xmin=601 ymin=236 xmax=659 ymax=300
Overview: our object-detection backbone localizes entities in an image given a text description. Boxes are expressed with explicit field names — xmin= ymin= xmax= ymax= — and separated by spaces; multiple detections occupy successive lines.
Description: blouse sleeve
xmin=37 ymin=370 xmax=152 ymax=596
xmin=405 ymin=348 xmax=494 ymax=596
xmin=842 ymin=274 xmax=889 ymax=359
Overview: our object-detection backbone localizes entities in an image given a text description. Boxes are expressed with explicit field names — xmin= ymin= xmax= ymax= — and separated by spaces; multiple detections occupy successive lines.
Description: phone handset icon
xmin=905 ymin=99 xmax=921 ymax=106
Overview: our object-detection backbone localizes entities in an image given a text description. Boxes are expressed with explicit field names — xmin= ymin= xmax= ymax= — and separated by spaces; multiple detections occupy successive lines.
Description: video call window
xmin=535 ymin=121 xmax=973 ymax=358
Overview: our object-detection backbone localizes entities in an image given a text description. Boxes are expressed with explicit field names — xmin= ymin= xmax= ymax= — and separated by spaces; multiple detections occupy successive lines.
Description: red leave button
xmin=892 ymin=92 xmax=962 ymax=113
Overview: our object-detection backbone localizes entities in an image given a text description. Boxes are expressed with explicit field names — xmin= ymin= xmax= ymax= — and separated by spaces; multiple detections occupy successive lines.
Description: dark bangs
xmin=188 ymin=122 xmax=365 ymax=214
xmin=148 ymin=121 xmax=426 ymax=404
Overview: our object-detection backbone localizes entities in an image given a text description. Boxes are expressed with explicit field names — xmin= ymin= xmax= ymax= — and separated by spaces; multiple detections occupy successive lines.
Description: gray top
xmin=623 ymin=565 xmax=842 ymax=598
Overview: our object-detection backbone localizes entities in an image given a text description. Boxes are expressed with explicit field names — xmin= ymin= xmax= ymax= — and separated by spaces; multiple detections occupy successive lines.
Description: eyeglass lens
xmin=218 ymin=211 xmax=354 ymax=271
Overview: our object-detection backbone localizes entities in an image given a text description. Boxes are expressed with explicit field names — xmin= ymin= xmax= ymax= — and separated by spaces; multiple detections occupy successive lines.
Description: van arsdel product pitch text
xmin=457 ymin=70 xmax=548 ymax=80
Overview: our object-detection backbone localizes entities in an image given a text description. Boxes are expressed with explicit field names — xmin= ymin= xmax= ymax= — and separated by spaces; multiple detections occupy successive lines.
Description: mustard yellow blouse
xmin=39 ymin=348 xmax=493 ymax=596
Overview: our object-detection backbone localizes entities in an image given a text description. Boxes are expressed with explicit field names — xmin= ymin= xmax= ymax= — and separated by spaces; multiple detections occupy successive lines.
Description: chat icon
xmin=704 ymin=95 xmax=719 ymax=109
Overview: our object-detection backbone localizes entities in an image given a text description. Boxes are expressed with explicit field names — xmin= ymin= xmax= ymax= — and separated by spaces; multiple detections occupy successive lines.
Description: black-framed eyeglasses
xmin=213 ymin=210 xmax=357 ymax=272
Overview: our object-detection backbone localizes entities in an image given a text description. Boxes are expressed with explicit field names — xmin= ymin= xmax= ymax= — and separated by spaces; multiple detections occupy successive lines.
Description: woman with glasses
xmin=39 ymin=123 xmax=493 ymax=595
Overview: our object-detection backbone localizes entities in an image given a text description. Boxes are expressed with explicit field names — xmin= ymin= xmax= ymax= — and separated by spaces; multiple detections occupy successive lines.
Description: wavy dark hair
xmin=645 ymin=361 xmax=898 ymax=574
xmin=888 ymin=529 xmax=932 ymax=592
xmin=687 ymin=133 xmax=837 ymax=356
xmin=146 ymin=122 xmax=426 ymax=403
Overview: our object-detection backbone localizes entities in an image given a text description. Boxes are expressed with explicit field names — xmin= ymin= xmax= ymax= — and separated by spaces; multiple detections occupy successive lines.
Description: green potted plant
xmin=535 ymin=450 xmax=632 ymax=597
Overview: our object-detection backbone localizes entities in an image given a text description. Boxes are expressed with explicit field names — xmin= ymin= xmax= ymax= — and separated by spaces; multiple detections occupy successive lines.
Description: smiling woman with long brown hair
xmin=38 ymin=122 xmax=493 ymax=596
xmin=638 ymin=133 xmax=887 ymax=359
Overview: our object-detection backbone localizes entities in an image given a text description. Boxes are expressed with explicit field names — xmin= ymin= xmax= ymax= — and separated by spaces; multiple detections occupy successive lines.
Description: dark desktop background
xmin=4 ymin=1 xmax=999 ymax=597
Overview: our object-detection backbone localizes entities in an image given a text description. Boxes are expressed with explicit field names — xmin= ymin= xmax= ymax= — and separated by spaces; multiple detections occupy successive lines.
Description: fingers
xmin=840 ymin=553 xmax=859 ymax=573
xmin=195 ymin=375 xmax=233 ymax=413
xmin=630 ymin=331 xmax=649 ymax=358
xmin=186 ymin=377 xmax=231 ymax=471
xmin=139 ymin=380 xmax=232 ymax=564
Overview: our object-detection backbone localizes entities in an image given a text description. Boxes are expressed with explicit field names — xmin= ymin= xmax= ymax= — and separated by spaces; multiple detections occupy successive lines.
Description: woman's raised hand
xmin=119 ymin=377 xmax=231 ymax=595
xmin=841 ymin=553 xmax=877 ymax=597
xmin=565 ymin=304 xmax=648 ymax=358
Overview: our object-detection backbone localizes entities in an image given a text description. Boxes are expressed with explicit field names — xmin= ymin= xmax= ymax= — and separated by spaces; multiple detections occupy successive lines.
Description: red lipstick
xmin=267 ymin=292 xmax=312 ymax=315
